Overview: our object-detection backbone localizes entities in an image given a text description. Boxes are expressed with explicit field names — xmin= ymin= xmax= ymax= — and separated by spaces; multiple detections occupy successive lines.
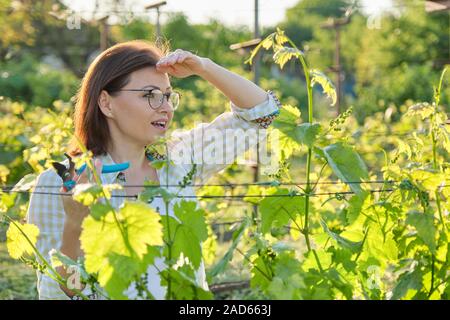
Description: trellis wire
xmin=3 ymin=186 xmax=449 ymax=199
xmin=0 ymin=179 xmax=398 ymax=190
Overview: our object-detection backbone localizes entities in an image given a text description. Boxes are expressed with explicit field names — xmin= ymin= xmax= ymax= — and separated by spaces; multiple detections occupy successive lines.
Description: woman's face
xmin=107 ymin=66 xmax=174 ymax=146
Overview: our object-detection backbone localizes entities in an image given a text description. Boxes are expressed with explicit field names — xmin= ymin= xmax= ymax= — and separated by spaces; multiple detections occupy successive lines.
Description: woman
xmin=26 ymin=40 xmax=281 ymax=299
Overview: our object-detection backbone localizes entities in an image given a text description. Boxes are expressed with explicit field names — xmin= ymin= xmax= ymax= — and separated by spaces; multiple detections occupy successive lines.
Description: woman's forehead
xmin=129 ymin=66 xmax=170 ymax=88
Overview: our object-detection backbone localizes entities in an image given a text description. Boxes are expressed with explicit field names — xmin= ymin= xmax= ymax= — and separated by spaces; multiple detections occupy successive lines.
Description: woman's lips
xmin=151 ymin=120 xmax=168 ymax=131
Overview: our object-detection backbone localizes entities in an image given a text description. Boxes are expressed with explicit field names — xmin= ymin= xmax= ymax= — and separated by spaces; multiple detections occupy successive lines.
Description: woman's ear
xmin=98 ymin=90 xmax=114 ymax=118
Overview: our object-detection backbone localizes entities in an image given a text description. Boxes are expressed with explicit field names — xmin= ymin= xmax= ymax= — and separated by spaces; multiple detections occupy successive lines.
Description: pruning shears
xmin=51 ymin=153 xmax=130 ymax=191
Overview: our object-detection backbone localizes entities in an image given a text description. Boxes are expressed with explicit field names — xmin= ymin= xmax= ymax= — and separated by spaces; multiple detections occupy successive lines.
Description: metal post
xmin=99 ymin=16 xmax=109 ymax=52
xmin=335 ymin=25 xmax=341 ymax=114
xmin=321 ymin=17 xmax=350 ymax=115
xmin=145 ymin=1 xmax=167 ymax=39
xmin=253 ymin=0 xmax=261 ymax=184
xmin=156 ymin=7 xmax=161 ymax=38
xmin=254 ymin=0 xmax=260 ymax=86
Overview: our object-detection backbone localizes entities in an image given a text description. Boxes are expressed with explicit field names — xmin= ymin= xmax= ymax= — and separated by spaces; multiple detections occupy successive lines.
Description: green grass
xmin=0 ymin=241 xmax=37 ymax=300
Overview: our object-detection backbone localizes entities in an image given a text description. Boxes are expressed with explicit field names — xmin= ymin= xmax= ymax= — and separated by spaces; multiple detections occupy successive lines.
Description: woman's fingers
xmin=156 ymin=49 xmax=198 ymax=77
xmin=176 ymin=52 xmax=188 ymax=64
xmin=165 ymin=54 xmax=178 ymax=66
xmin=158 ymin=50 xmax=189 ymax=66
xmin=75 ymin=167 xmax=88 ymax=184
xmin=68 ymin=158 xmax=103 ymax=187
xmin=93 ymin=158 xmax=103 ymax=183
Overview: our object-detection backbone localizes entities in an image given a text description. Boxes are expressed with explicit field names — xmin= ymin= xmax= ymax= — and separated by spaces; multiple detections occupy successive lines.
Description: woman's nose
xmin=159 ymin=98 xmax=175 ymax=112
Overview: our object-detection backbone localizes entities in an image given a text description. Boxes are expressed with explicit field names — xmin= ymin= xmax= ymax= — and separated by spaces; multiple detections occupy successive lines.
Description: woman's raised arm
xmin=155 ymin=49 xmax=268 ymax=108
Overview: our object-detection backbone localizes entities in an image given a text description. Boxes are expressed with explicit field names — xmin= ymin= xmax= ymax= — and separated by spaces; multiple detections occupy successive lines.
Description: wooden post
xmin=145 ymin=1 xmax=167 ymax=39
xmin=321 ymin=17 xmax=350 ymax=115
xmin=98 ymin=16 xmax=109 ymax=52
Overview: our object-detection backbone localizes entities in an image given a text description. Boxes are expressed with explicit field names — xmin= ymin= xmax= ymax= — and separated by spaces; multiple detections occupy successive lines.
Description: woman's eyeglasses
xmin=116 ymin=89 xmax=180 ymax=110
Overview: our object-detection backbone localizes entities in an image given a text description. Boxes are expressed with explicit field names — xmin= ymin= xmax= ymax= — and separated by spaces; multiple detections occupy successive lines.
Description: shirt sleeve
xmin=26 ymin=169 xmax=70 ymax=299
xmin=168 ymin=90 xmax=281 ymax=183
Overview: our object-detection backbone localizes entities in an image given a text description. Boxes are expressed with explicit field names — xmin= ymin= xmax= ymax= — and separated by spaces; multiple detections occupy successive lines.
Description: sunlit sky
xmin=63 ymin=0 xmax=394 ymax=28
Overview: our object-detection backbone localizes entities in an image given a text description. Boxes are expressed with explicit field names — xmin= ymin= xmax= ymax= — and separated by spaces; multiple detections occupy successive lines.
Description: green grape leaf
xmin=329 ymin=247 xmax=357 ymax=272
xmin=1 ymin=192 xmax=17 ymax=213
xmin=161 ymin=265 xmax=213 ymax=300
xmin=172 ymin=224 xmax=203 ymax=268
xmin=273 ymin=251 xmax=302 ymax=280
xmin=197 ymin=185 xmax=225 ymax=197
xmin=149 ymin=159 xmax=168 ymax=170
xmin=90 ymin=202 xmax=114 ymax=221
xmin=395 ymin=138 xmax=412 ymax=160
xmin=6 ymin=222 xmax=39 ymax=259
xmin=208 ymin=218 xmax=249 ymax=278
xmin=346 ymin=191 xmax=370 ymax=224
xmin=272 ymin=105 xmax=301 ymax=139
xmin=138 ymin=186 xmax=176 ymax=203
xmin=73 ymin=183 xmax=122 ymax=206
xmin=310 ymin=69 xmax=337 ymax=106
xmin=302 ymin=249 xmax=333 ymax=271
xmin=73 ymin=184 xmax=103 ymax=206
xmin=245 ymin=34 xmax=275 ymax=65
xmin=406 ymin=210 xmax=436 ymax=253
xmin=202 ymin=225 xmax=217 ymax=266
xmin=274 ymin=27 xmax=289 ymax=45
xmin=272 ymin=105 xmax=302 ymax=159
xmin=289 ymin=215 xmax=304 ymax=240
xmin=163 ymin=201 xmax=208 ymax=268
xmin=250 ymin=255 xmax=273 ymax=290
xmin=410 ymin=170 xmax=445 ymax=191
xmin=273 ymin=46 xmax=304 ymax=69
xmin=295 ymin=123 xmax=322 ymax=148
xmin=80 ymin=201 xmax=163 ymax=298
xmin=313 ymin=146 xmax=326 ymax=160
xmin=366 ymin=226 xmax=398 ymax=264
xmin=320 ymin=219 xmax=363 ymax=253
xmin=267 ymin=252 xmax=305 ymax=299
xmin=49 ymin=249 xmax=90 ymax=280
xmin=0 ymin=164 xmax=10 ymax=183
xmin=197 ymin=185 xmax=226 ymax=212
xmin=322 ymin=143 xmax=369 ymax=195
xmin=243 ymin=185 xmax=270 ymax=205
xmin=259 ymin=188 xmax=304 ymax=234
xmin=174 ymin=200 xmax=208 ymax=242
xmin=391 ymin=267 xmax=423 ymax=300
xmin=103 ymin=253 xmax=142 ymax=299
xmin=405 ymin=102 xmax=434 ymax=120
xmin=326 ymin=269 xmax=353 ymax=300
xmin=245 ymin=28 xmax=290 ymax=66
xmin=261 ymin=36 xmax=275 ymax=49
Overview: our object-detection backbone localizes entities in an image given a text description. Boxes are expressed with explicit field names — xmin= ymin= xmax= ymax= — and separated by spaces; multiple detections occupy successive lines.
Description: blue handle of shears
xmin=76 ymin=162 xmax=130 ymax=176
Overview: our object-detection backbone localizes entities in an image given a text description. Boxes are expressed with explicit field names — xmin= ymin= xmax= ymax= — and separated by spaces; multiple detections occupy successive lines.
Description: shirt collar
xmin=97 ymin=149 xmax=167 ymax=184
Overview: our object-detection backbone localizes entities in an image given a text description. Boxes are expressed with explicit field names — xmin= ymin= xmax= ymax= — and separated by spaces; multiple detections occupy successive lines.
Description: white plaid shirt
xmin=26 ymin=91 xmax=281 ymax=299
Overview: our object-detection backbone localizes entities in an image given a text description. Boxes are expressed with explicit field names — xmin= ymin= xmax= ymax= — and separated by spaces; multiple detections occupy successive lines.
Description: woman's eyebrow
xmin=141 ymin=85 xmax=172 ymax=91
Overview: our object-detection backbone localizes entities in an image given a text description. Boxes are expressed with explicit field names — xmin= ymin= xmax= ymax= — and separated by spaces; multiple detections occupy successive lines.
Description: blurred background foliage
xmin=0 ymin=0 xmax=448 ymax=122
xmin=0 ymin=0 xmax=449 ymax=210
xmin=1 ymin=0 xmax=450 ymax=299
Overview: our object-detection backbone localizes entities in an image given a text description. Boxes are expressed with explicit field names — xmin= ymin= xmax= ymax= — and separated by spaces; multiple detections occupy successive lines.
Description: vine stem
xmin=163 ymin=142 xmax=173 ymax=300
xmin=286 ymin=38 xmax=323 ymax=272
xmin=428 ymin=255 xmax=435 ymax=298
xmin=164 ymin=199 xmax=172 ymax=299
xmin=304 ymin=148 xmax=313 ymax=254
xmin=427 ymin=66 xmax=448 ymax=296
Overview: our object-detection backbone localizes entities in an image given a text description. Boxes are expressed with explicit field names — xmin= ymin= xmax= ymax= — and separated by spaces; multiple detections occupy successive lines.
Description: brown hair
xmin=68 ymin=40 xmax=169 ymax=157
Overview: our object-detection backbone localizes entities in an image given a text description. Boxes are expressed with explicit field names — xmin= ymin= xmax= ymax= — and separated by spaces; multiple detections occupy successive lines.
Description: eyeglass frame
xmin=114 ymin=88 xmax=181 ymax=110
